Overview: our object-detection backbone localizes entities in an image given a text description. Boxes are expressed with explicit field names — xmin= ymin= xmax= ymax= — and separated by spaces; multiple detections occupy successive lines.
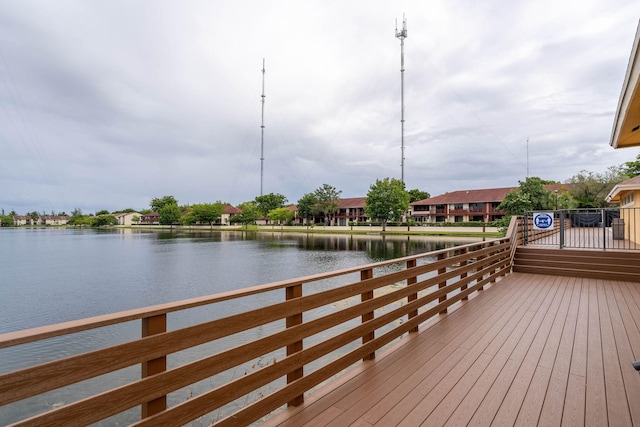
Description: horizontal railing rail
xmin=0 ymin=229 xmax=517 ymax=426
xmin=523 ymin=208 xmax=640 ymax=250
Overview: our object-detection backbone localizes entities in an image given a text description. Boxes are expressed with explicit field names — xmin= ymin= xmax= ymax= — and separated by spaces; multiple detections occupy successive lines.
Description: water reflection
xmin=134 ymin=229 xmax=477 ymax=263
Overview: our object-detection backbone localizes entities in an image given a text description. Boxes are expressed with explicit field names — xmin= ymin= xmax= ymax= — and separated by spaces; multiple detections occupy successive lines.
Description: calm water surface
xmin=1 ymin=227 xmax=478 ymax=333
xmin=0 ymin=227 xmax=479 ymax=424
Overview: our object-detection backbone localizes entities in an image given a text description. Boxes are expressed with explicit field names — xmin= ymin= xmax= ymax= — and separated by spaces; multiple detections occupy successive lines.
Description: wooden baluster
xmin=141 ymin=314 xmax=167 ymax=418
xmin=459 ymin=247 xmax=469 ymax=301
xmin=361 ymin=268 xmax=375 ymax=361
xmin=438 ymin=253 xmax=447 ymax=314
xmin=407 ymin=259 xmax=418 ymax=333
xmin=286 ymin=283 xmax=304 ymax=407
xmin=490 ymin=241 xmax=498 ymax=283
xmin=477 ymin=244 xmax=486 ymax=291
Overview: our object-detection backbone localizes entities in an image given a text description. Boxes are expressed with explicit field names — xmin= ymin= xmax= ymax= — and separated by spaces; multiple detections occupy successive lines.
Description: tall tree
xmin=622 ymin=153 xmax=640 ymax=177
xmin=296 ymin=192 xmax=318 ymax=225
xmin=254 ymin=193 xmax=288 ymax=217
xmin=159 ymin=204 xmax=181 ymax=228
xmin=92 ymin=216 xmax=117 ymax=227
xmin=407 ymin=189 xmax=431 ymax=203
xmin=518 ymin=177 xmax=552 ymax=210
xmin=29 ymin=211 xmax=40 ymax=224
xmin=1 ymin=215 xmax=14 ymax=227
xmin=497 ymin=190 xmax=534 ymax=215
xmin=314 ymin=184 xmax=341 ymax=225
xmin=497 ymin=176 xmax=557 ymax=215
xmin=190 ymin=202 xmax=225 ymax=227
xmin=365 ymin=178 xmax=410 ymax=231
xmin=568 ymin=166 xmax=626 ymax=208
xmin=267 ymin=207 xmax=295 ymax=229
xmin=231 ymin=202 xmax=261 ymax=228
xmin=151 ymin=195 xmax=178 ymax=212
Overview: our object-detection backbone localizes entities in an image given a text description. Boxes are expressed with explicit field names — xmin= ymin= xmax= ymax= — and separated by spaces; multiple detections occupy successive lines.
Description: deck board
xmin=262 ymin=273 xmax=640 ymax=427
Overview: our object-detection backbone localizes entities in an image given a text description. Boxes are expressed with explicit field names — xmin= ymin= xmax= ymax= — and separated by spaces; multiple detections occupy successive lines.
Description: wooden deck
xmin=263 ymin=272 xmax=640 ymax=426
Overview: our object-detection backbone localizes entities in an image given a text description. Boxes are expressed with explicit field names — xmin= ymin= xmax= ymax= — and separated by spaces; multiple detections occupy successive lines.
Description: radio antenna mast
xmin=260 ymin=58 xmax=266 ymax=196
xmin=526 ymin=136 xmax=529 ymax=178
xmin=396 ymin=15 xmax=407 ymax=183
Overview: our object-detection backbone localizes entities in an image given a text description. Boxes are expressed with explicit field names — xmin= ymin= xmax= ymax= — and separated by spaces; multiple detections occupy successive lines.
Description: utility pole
xmin=260 ymin=58 xmax=266 ymax=196
xmin=396 ymin=15 xmax=407 ymax=184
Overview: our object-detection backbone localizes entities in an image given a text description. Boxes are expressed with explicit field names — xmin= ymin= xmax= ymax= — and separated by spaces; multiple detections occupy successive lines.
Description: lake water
xmin=0 ymin=227 xmax=479 ymax=424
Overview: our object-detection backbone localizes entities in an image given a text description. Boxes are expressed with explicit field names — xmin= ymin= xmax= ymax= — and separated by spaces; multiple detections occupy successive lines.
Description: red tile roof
xmin=412 ymin=184 xmax=571 ymax=206
xmin=223 ymin=205 xmax=241 ymax=214
xmin=336 ymin=197 xmax=367 ymax=208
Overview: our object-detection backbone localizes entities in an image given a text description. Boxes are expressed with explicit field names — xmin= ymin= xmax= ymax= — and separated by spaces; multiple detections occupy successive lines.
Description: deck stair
xmin=513 ymin=246 xmax=640 ymax=282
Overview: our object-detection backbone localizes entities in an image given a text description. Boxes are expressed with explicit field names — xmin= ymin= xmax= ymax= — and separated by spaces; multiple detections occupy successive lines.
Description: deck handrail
xmin=0 ymin=236 xmax=515 ymax=426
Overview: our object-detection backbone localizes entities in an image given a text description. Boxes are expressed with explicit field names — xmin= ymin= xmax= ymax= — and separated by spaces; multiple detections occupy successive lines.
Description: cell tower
xmin=260 ymin=58 xmax=266 ymax=196
xmin=396 ymin=15 xmax=407 ymax=183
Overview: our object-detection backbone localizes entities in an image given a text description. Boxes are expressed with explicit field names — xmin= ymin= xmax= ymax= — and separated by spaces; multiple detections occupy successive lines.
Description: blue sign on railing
xmin=533 ymin=212 xmax=554 ymax=230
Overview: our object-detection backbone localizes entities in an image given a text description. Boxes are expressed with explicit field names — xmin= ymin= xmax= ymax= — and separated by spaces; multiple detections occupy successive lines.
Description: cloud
xmin=0 ymin=0 xmax=639 ymax=214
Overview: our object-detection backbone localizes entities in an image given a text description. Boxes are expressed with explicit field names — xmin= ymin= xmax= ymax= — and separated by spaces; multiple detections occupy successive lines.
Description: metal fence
xmin=523 ymin=208 xmax=640 ymax=250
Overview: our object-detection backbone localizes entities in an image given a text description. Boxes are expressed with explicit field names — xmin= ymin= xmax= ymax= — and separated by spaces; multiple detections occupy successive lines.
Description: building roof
xmin=114 ymin=212 xmax=139 ymax=218
xmin=412 ymin=184 xmax=571 ymax=206
xmin=606 ymin=174 xmax=640 ymax=202
xmin=336 ymin=197 xmax=367 ymax=209
xmin=412 ymin=187 xmax=516 ymax=205
xmin=223 ymin=205 xmax=241 ymax=214
xmin=611 ymin=19 xmax=640 ymax=149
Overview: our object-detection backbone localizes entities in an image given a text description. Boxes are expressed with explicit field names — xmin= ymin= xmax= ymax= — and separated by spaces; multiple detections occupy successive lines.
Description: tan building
xmin=13 ymin=215 xmax=69 ymax=225
xmin=13 ymin=215 xmax=31 ymax=226
xmin=40 ymin=215 xmax=70 ymax=225
xmin=114 ymin=212 xmax=141 ymax=226
xmin=610 ymin=20 xmax=640 ymax=149
xmin=221 ymin=205 xmax=241 ymax=225
xmin=609 ymin=20 xmax=640 ymax=245
xmin=335 ymin=197 xmax=367 ymax=226
xmin=606 ymin=175 xmax=640 ymax=244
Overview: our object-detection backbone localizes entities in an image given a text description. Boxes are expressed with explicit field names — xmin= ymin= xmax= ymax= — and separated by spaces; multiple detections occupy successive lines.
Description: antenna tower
xmin=396 ymin=15 xmax=407 ymax=183
xmin=526 ymin=137 xmax=529 ymax=177
xmin=260 ymin=58 xmax=266 ymax=195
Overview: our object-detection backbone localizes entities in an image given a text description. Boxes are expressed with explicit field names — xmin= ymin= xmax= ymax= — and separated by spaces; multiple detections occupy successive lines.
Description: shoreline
xmin=114 ymin=224 xmax=502 ymax=238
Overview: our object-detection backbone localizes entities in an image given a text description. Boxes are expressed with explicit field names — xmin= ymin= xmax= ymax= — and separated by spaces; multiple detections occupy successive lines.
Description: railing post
xmin=406 ymin=259 xmax=418 ymax=332
xmin=460 ymin=247 xmax=469 ymax=301
xmin=438 ymin=253 xmax=447 ymax=314
xmin=602 ymin=208 xmax=607 ymax=250
xmin=286 ymin=283 xmax=304 ymax=407
xmin=361 ymin=268 xmax=375 ymax=360
xmin=141 ymin=314 xmax=167 ymax=418
xmin=559 ymin=210 xmax=565 ymax=249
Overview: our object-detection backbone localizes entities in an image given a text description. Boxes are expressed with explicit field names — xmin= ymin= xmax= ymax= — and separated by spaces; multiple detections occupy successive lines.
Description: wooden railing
xmin=0 ymin=229 xmax=517 ymax=426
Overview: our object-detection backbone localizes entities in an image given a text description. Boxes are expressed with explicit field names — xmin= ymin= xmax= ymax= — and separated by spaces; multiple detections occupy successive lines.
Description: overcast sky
xmin=1 ymin=1 xmax=640 ymax=214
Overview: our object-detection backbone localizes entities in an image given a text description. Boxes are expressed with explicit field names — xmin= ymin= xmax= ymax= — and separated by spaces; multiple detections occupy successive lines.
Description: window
xmin=470 ymin=203 xmax=484 ymax=212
